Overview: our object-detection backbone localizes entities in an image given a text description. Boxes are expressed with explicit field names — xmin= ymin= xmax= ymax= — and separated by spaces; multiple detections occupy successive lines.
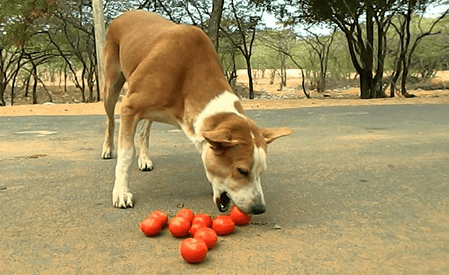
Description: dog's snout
xmin=251 ymin=204 xmax=266 ymax=215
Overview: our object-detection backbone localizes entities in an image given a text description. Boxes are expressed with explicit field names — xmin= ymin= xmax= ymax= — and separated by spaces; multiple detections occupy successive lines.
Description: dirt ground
xmin=1 ymin=91 xmax=449 ymax=117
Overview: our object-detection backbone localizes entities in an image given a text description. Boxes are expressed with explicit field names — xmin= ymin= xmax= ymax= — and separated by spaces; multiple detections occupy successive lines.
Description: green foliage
xmin=0 ymin=0 xmax=56 ymax=46
xmin=384 ymin=13 xmax=449 ymax=71
xmin=221 ymin=28 xmax=354 ymax=78
xmin=409 ymin=16 xmax=449 ymax=77
xmin=220 ymin=10 xmax=448 ymax=80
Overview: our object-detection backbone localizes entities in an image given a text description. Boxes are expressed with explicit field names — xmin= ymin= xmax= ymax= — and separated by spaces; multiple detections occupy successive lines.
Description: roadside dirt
xmin=1 ymin=88 xmax=449 ymax=117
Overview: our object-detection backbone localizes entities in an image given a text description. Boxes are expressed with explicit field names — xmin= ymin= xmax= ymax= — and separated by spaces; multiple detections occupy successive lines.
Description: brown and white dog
xmin=101 ymin=10 xmax=292 ymax=215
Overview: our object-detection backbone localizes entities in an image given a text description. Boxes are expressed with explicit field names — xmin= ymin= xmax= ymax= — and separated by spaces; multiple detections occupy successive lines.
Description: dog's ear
xmin=203 ymin=129 xmax=240 ymax=149
xmin=260 ymin=127 xmax=293 ymax=144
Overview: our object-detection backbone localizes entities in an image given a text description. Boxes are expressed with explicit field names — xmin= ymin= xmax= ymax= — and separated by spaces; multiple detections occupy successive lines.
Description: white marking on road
xmin=16 ymin=131 xmax=57 ymax=135
xmin=319 ymin=112 xmax=369 ymax=117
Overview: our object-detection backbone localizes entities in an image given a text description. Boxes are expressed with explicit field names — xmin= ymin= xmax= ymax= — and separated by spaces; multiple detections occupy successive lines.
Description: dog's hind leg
xmin=101 ymin=40 xmax=125 ymax=159
xmin=138 ymin=119 xmax=154 ymax=171
xmin=112 ymin=106 xmax=140 ymax=208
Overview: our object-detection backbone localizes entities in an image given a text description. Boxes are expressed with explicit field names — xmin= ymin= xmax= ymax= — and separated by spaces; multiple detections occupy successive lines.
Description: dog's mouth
xmin=216 ymin=191 xmax=231 ymax=212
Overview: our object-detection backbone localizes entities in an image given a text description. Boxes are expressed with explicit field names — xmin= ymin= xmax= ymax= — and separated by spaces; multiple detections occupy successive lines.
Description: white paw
xmin=112 ymin=189 xmax=134 ymax=208
xmin=101 ymin=145 xmax=114 ymax=159
xmin=138 ymin=154 xmax=153 ymax=171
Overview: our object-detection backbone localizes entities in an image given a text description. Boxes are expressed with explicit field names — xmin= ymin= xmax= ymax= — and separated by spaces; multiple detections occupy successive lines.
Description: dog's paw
xmin=101 ymin=147 xmax=113 ymax=159
xmin=112 ymin=190 xmax=134 ymax=208
xmin=138 ymin=155 xmax=153 ymax=171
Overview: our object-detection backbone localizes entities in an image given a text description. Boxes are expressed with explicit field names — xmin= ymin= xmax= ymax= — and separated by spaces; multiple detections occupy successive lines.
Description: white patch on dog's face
xmin=253 ymin=146 xmax=267 ymax=176
xmin=201 ymin=142 xmax=268 ymax=215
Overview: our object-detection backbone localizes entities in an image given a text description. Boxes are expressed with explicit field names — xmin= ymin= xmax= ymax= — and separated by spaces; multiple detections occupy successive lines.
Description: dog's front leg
xmin=112 ymin=110 xmax=139 ymax=208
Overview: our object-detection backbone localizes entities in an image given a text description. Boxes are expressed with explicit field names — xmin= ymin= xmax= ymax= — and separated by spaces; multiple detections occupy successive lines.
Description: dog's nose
xmin=251 ymin=204 xmax=266 ymax=215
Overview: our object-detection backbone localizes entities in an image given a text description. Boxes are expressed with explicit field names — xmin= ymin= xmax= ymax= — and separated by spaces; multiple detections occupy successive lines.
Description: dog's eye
xmin=237 ymin=167 xmax=249 ymax=177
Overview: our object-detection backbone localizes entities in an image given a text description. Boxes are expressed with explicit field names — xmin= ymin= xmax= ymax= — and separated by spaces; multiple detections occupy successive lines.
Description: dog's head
xmin=200 ymin=114 xmax=292 ymax=215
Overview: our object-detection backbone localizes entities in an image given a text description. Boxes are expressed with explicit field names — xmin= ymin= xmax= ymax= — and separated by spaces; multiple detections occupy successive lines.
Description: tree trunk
xmin=269 ymin=69 xmax=276 ymax=85
xmin=227 ymin=50 xmax=237 ymax=87
xmin=10 ymin=70 xmax=18 ymax=106
xmin=318 ymin=71 xmax=325 ymax=92
xmin=10 ymin=50 xmax=26 ymax=106
xmin=391 ymin=54 xmax=402 ymax=97
xmin=0 ymin=49 xmax=5 ymax=106
xmin=95 ymin=68 xmax=100 ymax=102
xmin=58 ymin=66 xmax=62 ymax=89
xmin=300 ymin=67 xmax=309 ymax=98
xmin=400 ymin=6 xmax=412 ymax=98
xmin=345 ymin=33 xmax=367 ymax=98
xmin=0 ymin=82 xmax=6 ymax=106
xmin=246 ymin=57 xmax=254 ymax=99
xmin=374 ymin=15 xmax=387 ymax=98
xmin=360 ymin=71 xmax=372 ymax=99
xmin=318 ymin=53 xmax=325 ymax=92
xmin=64 ymin=64 xmax=68 ymax=92
xmin=280 ymin=54 xmax=287 ymax=88
xmin=366 ymin=6 xmax=375 ymax=99
xmin=208 ymin=0 xmax=224 ymax=51
xmin=92 ymin=0 xmax=106 ymax=100
xmin=401 ymin=62 xmax=415 ymax=98
xmin=81 ymin=67 xmax=86 ymax=102
xmin=24 ymin=74 xmax=31 ymax=97
xmin=87 ymin=59 xmax=95 ymax=102
xmin=32 ymin=68 xmax=38 ymax=104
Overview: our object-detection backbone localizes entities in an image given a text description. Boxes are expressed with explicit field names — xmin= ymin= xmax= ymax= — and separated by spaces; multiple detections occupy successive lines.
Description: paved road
xmin=1 ymin=104 xmax=448 ymax=274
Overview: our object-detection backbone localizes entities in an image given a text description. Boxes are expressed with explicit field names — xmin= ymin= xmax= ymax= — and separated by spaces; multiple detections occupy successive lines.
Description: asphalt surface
xmin=1 ymin=104 xmax=448 ymax=274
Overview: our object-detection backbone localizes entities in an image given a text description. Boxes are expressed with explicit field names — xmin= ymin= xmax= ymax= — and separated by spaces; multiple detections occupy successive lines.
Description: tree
xmin=208 ymin=0 xmax=224 ymax=51
xmin=137 ymin=1 xmax=227 ymax=51
xmin=137 ymin=0 xmax=210 ymax=27
xmin=21 ymin=50 xmax=54 ymax=104
xmin=410 ymin=16 xmax=449 ymax=79
xmin=48 ymin=1 xmax=101 ymax=102
xmin=301 ymin=26 xmax=337 ymax=92
xmin=390 ymin=3 xmax=448 ymax=97
xmin=0 ymin=0 xmax=57 ymax=105
xmin=0 ymin=46 xmax=22 ymax=106
xmin=218 ymin=28 xmax=240 ymax=86
xmin=92 ymin=0 xmax=106 ymax=100
xmin=257 ymin=28 xmax=310 ymax=97
xmin=221 ymin=0 xmax=263 ymax=99
xmin=266 ymin=0 xmax=400 ymax=98
xmin=258 ymin=29 xmax=296 ymax=90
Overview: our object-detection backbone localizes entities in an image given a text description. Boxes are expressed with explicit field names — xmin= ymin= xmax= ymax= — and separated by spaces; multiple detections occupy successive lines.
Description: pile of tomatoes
xmin=140 ymin=206 xmax=252 ymax=264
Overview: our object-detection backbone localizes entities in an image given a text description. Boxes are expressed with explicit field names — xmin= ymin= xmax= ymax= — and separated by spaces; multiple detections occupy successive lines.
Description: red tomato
xmin=180 ymin=238 xmax=208 ymax=264
xmin=149 ymin=210 xmax=168 ymax=228
xmin=192 ymin=213 xmax=212 ymax=228
xmin=229 ymin=206 xmax=252 ymax=226
xmin=169 ymin=217 xmax=191 ymax=238
xmin=189 ymin=223 xmax=207 ymax=237
xmin=212 ymin=215 xmax=235 ymax=236
xmin=176 ymin=209 xmax=195 ymax=223
xmin=194 ymin=227 xmax=217 ymax=249
xmin=140 ymin=217 xmax=162 ymax=237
